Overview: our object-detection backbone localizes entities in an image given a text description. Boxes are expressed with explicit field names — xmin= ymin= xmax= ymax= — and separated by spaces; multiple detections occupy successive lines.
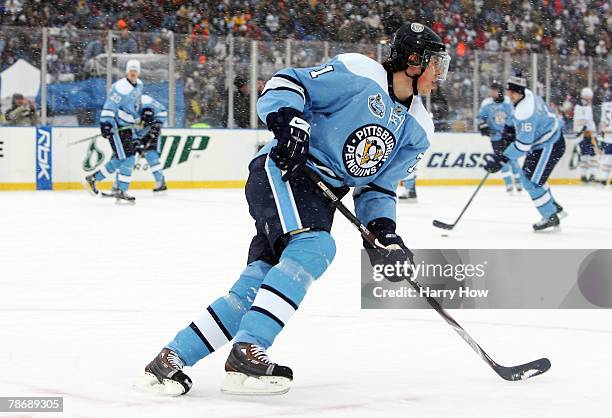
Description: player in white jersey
xmin=574 ymin=87 xmax=598 ymax=183
xmin=597 ymin=92 xmax=612 ymax=185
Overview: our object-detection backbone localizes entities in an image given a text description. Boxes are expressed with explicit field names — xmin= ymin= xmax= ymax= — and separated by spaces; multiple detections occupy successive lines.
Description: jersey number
xmin=309 ymin=65 xmax=334 ymax=79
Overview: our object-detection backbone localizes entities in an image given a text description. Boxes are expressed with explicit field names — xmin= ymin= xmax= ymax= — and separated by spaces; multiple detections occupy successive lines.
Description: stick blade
xmin=432 ymin=220 xmax=454 ymax=230
xmin=494 ymin=357 xmax=551 ymax=381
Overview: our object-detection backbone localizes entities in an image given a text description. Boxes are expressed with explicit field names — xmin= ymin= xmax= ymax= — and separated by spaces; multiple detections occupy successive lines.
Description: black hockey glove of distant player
xmin=501 ymin=125 xmax=516 ymax=143
xmin=267 ymin=107 xmax=311 ymax=181
xmin=484 ymin=154 xmax=509 ymax=173
xmin=364 ymin=218 xmax=414 ymax=281
xmin=478 ymin=121 xmax=490 ymax=137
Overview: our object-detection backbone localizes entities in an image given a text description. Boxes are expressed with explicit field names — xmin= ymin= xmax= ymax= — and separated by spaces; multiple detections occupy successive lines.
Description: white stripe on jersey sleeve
xmin=117 ymin=109 xmax=136 ymax=124
xmin=337 ymin=53 xmax=388 ymax=94
xmin=263 ymin=77 xmax=306 ymax=103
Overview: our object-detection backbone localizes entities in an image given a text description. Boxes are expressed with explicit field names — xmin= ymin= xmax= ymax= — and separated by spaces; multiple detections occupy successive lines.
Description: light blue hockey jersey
xmin=477 ymin=97 xmax=513 ymax=141
xmin=504 ymin=89 xmax=562 ymax=160
xmin=135 ymin=94 xmax=167 ymax=139
xmin=257 ymin=53 xmax=433 ymax=225
xmin=100 ymin=77 xmax=143 ymax=147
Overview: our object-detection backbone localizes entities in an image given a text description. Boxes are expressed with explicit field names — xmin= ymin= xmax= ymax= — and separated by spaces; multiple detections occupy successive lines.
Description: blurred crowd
xmin=0 ymin=0 xmax=609 ymax=128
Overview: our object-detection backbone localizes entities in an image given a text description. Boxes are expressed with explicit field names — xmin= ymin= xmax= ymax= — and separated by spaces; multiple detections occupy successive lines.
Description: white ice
xmin=1 ymin=185 xmax=611 ymax=418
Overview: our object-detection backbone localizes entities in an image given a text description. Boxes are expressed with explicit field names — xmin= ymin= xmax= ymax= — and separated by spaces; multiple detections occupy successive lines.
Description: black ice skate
xmin=554 ymin=202 xmax=568 ymax=219
xmin=533 ymin=214 xmax=560 ymax=232
xmin=83 ymin=174 xmax=99 ymax=196
xmin=114 ymin=189 xmax=136 ymax=204
xmin=141 ymin=348 xmax=192 ymax=396
xmin=222 ymin=343 xmax=293 ymax=395
xmin=153 ymin=179 xmax=167 ymax=193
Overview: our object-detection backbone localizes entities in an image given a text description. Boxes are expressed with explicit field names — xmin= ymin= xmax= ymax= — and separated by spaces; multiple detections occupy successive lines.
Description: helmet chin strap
xmin=404 ymin=67 xmax=424 ymax=96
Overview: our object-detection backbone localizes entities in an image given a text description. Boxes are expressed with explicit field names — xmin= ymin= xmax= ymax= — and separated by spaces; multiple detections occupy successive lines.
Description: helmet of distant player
xmin=490 ymin=80 xmax=504 ymax=103
xmin=506 ymin=72 xmax=527 ymax=97
xmin=581 ymin=87 xmax=594 ymax=103
xmin=385 ymin=22 xmax=451 ymax=93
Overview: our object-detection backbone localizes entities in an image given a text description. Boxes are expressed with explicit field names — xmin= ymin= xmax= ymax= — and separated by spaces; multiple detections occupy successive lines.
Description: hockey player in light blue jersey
xmin=477 ymin=81 xmax=522 ymax=192
xmin=484 ymin=74 xmax=566 ymax=232
xmin=136 ymin=94 xmax=168 ymax=192
xmin=142 ymin=22 xmax=451 ymax=396
xmin=84 ymin=59 xmax=143 ymax=203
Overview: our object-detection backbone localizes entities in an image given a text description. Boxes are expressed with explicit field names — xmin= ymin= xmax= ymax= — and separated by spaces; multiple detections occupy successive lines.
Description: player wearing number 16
xmin=141 ymin=22 xmax=451 ymax=395
xmin=484 ymin=73 xmax=567 ymax=232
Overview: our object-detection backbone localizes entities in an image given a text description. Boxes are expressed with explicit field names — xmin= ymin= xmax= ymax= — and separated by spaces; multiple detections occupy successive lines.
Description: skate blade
xmin=152 ymin=190 xmax=168 ymax=196
xmin=399 ymin=198 xmax=418 ymax=203
xmin=115 ymin=198 xmax=136 ymax=205
xmin=221 ymin=372 xmax=291 ymax=396
xmin=533 ymin=225 xmax=561 ymax=233
xmin=557 ymin=210 xmax=568 ymax=220
xmin=133 ymin=372 xmax=187 ymax=396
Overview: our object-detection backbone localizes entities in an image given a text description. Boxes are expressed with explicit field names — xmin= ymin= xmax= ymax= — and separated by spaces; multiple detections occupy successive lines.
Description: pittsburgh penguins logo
xmin=494 ymin=111 xmax=506 ymax=125
xmin=343 ymin=124 xmax=396 ymax=177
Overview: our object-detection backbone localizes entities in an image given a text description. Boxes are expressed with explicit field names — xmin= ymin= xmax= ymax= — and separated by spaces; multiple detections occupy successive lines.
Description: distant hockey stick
xmin=68 ymin=124 xmax=139 ymax=146
xmin=303 ymin=166 xmax=550 ymax=381
xmin=432 ymin=172 xmax=489 ymax=231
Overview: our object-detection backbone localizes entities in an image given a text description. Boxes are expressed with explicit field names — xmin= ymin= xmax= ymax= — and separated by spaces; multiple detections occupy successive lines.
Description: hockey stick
xmin=432 ymin=172 xmax=489 ymax=231
xmin=68 ymin=124 xmax=139 ymax=146
xmin=302 ymin=166 xmax=551 ymax=381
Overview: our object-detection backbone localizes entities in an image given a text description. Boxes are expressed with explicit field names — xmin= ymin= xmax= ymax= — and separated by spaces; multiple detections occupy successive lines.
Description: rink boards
xmin=0 ymin=127 xmax=581 ymax=191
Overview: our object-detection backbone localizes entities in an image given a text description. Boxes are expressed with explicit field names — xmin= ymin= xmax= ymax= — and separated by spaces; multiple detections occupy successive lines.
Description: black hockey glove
xmin=484 ymin=154 xmax=508 ymax=173
xmin=478 ymin=121 xmax=490 ymax=137
xmin=501 ymin=125 xmax=516 ymax=143
xmin=100 ymin=121 xmax=114 ymax=140
xmin=363 ymin=218 xmax=414 ymax=281
xmin=267 ymin=107 xmax=310 ymax=181
xmin=141 ymin=107 xmax=156 ymax=126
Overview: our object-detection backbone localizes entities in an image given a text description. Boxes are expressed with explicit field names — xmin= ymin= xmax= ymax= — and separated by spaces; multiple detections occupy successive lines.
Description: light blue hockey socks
xmin=234 ymin=231 xmax=336 ymax=349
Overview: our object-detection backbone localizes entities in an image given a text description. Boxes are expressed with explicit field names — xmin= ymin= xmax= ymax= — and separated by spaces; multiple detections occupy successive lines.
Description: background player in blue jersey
xmin=477 ymin=81 xmax=522 ymax=192
xmin=136 ymin=94 xmax=168 ymax=192
xmin=141 ymin=22 xmax=450 ymax=396
xmin=397 ymin=170 xmax=417 ymax=201
xmin=84 ymin=60 xmax=143 ymax=203
xmin=484 ymin=74 xmax=566 ymax=232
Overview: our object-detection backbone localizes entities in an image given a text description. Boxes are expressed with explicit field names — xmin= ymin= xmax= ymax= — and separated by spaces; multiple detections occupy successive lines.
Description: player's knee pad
xmin=100 ymin=121 xmax=113 ymax=139
xmin=229 ymin=260 xmax=272 ymax=312
xmin=281 ymin=231 xmax=336 ymax=281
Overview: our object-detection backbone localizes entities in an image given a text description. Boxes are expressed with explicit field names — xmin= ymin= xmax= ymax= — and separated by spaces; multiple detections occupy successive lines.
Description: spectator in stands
xmin=4 ymin=93 xmax=37 ymax=126
xmin=114 ymin=19 xmax=138 ymax=54
xmin=232 ymin=74 xmax=250 ymax=128
xmin=83 ymin=33 xmax=106 ymax=63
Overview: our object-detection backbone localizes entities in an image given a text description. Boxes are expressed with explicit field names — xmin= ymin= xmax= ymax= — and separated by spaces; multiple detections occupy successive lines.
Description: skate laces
xmin=166 ymin=350 xmax=184 ymax=370
xmin=249 ymin=345 xmax=271 ymax=364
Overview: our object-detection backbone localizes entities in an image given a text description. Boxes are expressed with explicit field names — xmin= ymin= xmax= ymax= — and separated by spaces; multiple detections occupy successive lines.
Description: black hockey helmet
xmin=385 ymin=22 xmax=450 ymax=81
xmin=506 ymin=72 xmax=527 ymax=96
xmin=491 ymin=80 xmax=504 ymax=103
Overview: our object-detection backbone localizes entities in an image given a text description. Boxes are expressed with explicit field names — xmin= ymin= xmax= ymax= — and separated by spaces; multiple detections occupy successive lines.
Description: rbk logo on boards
xmin=36 ymin=127 xmax=53 ymax=190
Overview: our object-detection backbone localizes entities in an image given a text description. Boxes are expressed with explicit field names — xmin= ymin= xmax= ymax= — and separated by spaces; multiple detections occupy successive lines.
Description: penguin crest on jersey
xmin=343 ymin=124 xmax=396 ymax=177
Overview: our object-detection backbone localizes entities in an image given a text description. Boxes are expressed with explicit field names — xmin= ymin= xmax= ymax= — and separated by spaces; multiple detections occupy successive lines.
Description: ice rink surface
xmin=1 ymin=185 xmax=611 ymax=417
